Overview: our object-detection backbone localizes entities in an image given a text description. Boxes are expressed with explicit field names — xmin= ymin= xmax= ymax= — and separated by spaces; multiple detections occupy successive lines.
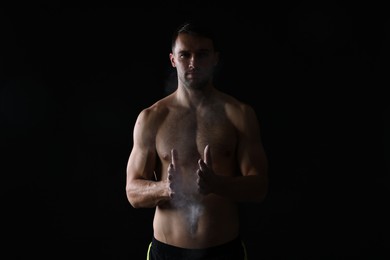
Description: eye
xmin=197 ymin=51 xmax=210 ymax=59
xmin=179 ymin=53 xmax=190 ymax=59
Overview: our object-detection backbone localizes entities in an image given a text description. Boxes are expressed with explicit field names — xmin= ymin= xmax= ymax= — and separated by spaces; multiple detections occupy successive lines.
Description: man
xmin=126 ymin=21 xmax=268 ymax=259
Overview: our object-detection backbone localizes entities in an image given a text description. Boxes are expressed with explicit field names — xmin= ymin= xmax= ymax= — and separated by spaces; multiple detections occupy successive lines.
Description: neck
xmin=176 ymin=84 xmax=215 ymax=108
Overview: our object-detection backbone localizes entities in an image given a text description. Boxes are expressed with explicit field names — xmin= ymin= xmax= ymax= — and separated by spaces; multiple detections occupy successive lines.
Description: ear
xmin=169 ymin=53 xmax=176 ymax=67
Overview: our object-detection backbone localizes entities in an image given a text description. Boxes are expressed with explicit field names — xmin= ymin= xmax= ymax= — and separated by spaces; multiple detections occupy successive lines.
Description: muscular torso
xmin=152 ymin=95 xmax=241 ymax=248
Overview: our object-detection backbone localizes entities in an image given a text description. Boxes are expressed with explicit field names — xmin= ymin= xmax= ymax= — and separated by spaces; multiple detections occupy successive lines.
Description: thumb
xmin=204 ymin=144 xmax=212 ymax=166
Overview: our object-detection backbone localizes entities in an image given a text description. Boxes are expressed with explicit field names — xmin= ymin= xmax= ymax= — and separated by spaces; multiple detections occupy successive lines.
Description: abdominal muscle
xmin=153 ymin=194 xmax=240 ymax=249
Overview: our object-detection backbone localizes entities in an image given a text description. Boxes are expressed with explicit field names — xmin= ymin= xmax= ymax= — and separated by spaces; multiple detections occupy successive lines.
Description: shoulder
xmin=217 ymin=91 xmax=259 ymax=129
xmin=132 ymin=95 xmax=174 ymax=142
xmin=135 ymin=94 xmax=174 ymax=127
xmin=219 ymin=91 xmax=256 ymax=117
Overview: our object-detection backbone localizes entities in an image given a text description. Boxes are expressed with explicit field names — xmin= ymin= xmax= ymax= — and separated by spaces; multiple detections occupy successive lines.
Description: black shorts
xmin=147 ymin=236 xmax=248 ymax=260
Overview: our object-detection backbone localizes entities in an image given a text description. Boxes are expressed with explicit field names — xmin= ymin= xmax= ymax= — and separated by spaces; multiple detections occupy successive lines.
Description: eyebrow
xmin=177 ymin=49 xmax=212 ymax=54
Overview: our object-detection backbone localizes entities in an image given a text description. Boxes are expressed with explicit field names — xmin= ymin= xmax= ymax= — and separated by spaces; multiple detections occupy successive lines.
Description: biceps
xmin=127 ymin=146 xmax=157 ymax=181
xmin=238 ymin=142 xmax=268 ymax=177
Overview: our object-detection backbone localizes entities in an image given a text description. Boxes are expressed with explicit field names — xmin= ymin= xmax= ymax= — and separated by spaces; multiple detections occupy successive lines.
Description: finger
xmin=168 ymin=163 xmax=176 ymax=189
xmin=196 ymin=170 xmax=204 ymax=193
xmin=196 ymin=168 xmax=203 ymax=178
xmin=171 ymin=148 xmax=178 ymax=168
xmin=168 ymin=165 xmax=174 ymax=179
xmin=204 ymin=144 xmax=212 ymax=166
xmin=198 ymin=158 xmax=206 ymax=172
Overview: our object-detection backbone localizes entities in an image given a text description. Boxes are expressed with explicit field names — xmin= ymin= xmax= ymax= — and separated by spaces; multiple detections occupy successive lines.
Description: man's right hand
xmin=167 ymin=148 xmax=179 ymax=199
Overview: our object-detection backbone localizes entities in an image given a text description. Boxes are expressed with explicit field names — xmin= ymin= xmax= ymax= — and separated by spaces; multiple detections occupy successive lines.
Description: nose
xmin=189 ymin=56 xmax=196 ymax=69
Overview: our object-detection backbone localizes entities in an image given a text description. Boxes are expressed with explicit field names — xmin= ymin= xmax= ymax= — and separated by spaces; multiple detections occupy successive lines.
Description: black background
xmin=1 ymin=3 xmax=388 ymax=259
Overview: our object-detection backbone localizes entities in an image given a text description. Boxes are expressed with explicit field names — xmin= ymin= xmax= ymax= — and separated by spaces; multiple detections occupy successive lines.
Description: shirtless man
xmin=126 ymin=21 xmax=269 ymax=259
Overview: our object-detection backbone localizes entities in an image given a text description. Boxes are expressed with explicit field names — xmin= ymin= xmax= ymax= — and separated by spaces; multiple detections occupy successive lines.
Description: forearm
xmin=126 ymin=179 xmax=170 ymax=208
xmin=214 ymin=175 xmax=268 ymax=203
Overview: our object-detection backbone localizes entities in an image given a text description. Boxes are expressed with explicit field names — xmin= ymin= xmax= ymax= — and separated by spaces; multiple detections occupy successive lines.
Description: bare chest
xmin=156 ymin=111 xmax=237 ymax=166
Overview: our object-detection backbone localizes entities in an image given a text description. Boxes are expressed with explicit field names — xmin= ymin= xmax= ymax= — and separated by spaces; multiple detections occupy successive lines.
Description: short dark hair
xmin=171 ymin=21 xmax=219 ymax=52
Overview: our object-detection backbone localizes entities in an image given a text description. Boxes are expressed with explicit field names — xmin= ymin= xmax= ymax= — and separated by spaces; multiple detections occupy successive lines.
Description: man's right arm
xmin=125 ymin=109 xmax=171 ymax=208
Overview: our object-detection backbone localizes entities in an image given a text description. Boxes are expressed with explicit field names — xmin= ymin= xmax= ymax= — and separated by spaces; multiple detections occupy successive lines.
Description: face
xmin=170 ymin=33 xmax=219 ymax=90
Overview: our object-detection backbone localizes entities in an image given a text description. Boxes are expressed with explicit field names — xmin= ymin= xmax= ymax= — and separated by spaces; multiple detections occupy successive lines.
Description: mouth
xmin=186 ymin=71 xmax=201 ymax=78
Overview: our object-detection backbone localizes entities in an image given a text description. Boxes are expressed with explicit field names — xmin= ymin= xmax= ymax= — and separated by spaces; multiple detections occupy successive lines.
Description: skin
xmin=126 ymin=32 xmax=268 ymax=249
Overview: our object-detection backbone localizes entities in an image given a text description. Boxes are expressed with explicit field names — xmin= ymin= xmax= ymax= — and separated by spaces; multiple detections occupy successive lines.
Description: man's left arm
xmin=197 ymin=105 xmax=269 ymax=203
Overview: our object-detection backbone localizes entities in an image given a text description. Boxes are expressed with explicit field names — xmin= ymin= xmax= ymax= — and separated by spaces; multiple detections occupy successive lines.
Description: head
xmin=169 ymin=22 xmax=219 ymax=90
